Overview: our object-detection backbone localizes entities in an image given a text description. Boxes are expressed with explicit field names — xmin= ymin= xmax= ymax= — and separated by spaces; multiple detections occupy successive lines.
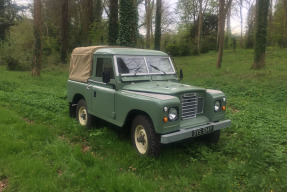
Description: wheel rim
xmin=134 ymin=125 xmax=148 ymax=154
xmin=78 ymin=106 xmax=87 ymax=126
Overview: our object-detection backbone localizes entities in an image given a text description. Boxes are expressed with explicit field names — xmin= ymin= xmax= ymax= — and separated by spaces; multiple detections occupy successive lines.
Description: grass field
xmin=0 ymin=48 xmax=287 ymax=191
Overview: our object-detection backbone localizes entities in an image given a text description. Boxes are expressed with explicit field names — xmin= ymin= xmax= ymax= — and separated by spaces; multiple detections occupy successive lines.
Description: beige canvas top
xmin=69 ymin=46 xmax=110 ymax=82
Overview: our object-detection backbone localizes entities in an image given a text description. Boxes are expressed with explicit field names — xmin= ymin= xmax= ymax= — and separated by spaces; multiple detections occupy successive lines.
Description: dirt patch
xmin=230 ymin=107 xmax=239 ymax=113
xmin=23 ymin=117 xmax=34 ymax=124
xmin=0 ymin=179 xmax=7 ymax=192
xmin=81 ymin=145 xmax=90 ymax=152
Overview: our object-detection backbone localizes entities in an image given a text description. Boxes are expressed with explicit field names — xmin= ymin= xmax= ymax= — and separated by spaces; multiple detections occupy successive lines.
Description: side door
xmin=89 ymin=56 xmax=116 ymax=120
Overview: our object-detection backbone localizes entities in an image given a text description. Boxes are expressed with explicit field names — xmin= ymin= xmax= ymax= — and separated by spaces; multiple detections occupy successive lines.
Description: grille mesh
xmin=181 ymin=93 xmax=203 ymax=120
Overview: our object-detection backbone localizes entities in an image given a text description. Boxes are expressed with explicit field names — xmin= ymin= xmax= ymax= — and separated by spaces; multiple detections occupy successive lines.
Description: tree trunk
xmin=216 ymin=0 xmax=225 ymax=68
xmin=0 ymin=0 xmax=5 ymax=40
xmin=145 ymin=0 xmax=154 ymax=49
xmin=118 ymin=0 xmax=138 ymax=47
xmin=32 ymin=0 xmax=42 ymax=76
xmin=61 ymin=0 xmax=68 ymax=64
xmin=216 ymin=0 xmax=232 ymax=69
xmin=108 ymin=0 xmax=118 ymax=45
xmin=268 ymin=0 xmax=273 ymax=46
xmin=226 ymin=0 xmax=232 ymax=48
xmin=284 ymin=0 xmax=287 ymax=48
xmin=252 ymin=0 xmax=269 ymax=69
xmin=94 ymin=0 xmax=102 ymax=23
xmin=240 ymin=0 xmax=243 ymax=48
xmin=81 ymin=0 xmax=94 ymax=45
xmin=154 ymin=0 xmax=161 ymax=50
xmin=197 ymin=0 xmax=203 ymax=54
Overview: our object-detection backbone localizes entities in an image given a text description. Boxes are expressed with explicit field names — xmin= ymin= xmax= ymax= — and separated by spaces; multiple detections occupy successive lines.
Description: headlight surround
xmin=168 ymin=107 xmax=178 ymax=121
xmin=214 ymin=101 xmax=221 ymax=112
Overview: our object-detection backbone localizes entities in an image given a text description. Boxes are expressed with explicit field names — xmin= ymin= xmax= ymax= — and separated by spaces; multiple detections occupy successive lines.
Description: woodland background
xmin=0 ymin=0 xmax=286 ymax=73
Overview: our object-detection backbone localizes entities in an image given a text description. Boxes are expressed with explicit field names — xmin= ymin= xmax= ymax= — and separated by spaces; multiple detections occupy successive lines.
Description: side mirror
xmin=103 ymin=71 xmax=111 ymax=84
xmin=179 ymin=69 xmax=183 ymax=80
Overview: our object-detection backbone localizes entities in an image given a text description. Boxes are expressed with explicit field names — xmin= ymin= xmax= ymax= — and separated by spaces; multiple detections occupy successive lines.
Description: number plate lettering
xmin=192 ymin=126 xmax=213 ymax=137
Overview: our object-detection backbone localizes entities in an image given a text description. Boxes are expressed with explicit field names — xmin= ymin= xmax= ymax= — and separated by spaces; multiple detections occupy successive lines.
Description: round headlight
xmin=168 ymin=107 xmax=178 ymax=121
xmin=214 ymin=101 xmax=221 ymax=112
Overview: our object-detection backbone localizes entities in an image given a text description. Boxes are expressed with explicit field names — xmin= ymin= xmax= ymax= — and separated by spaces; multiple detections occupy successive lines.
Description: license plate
xmin=192 ymin=126 xmax=214 ymax=137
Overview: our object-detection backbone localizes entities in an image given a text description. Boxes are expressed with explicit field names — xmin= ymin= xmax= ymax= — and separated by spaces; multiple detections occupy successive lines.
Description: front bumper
xmin=161 ymin=120 xmax=231 ymax=144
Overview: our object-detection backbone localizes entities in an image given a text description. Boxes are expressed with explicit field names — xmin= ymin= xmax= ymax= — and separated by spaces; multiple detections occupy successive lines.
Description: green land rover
xmin=68 ymin=46 xmax=231 ymax=156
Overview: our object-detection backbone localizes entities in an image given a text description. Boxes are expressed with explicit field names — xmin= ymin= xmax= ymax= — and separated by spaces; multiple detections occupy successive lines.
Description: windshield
xmin=116 ymin=56 xmax=175 ymax=75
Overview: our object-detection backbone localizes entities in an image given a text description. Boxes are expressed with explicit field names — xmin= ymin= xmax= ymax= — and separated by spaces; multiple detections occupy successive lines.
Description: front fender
xmin=115 ymin=91 xmax=181 ymax=134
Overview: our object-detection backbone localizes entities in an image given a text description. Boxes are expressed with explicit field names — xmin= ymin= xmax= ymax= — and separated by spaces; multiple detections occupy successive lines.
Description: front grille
xmin=181 ymin=93 xmax=203 ymax=120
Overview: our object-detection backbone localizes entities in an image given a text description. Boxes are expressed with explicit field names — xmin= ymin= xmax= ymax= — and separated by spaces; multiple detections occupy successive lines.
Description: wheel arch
xmin=122 ymin=109 xmax=154 ymax=130
xmin=69 ymin=94 xmax=86 ymax=118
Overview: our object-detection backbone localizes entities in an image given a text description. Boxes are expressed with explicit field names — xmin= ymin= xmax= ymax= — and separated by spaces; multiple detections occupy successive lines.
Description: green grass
xmin=0 ymin=48 xmax=287 ymax=191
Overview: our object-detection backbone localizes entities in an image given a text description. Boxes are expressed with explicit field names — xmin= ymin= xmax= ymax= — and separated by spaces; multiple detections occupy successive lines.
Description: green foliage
xmin=118 ymin=0 xmax=138 ymax=47
xmin=0 ymin=19 xmax=33 ymax=71
xmin=89 ymin=19 xmax=108 ymax=45
xmin=0 ymin=0 xmax=22 ymax=40
xmin=164 ymin=14 xmax=217 ymax=56
xmin=0 ymin=48 xmax=287 ymax=191
xmin=244 ymin=4 xmax=256 ymax=49
xmin=272 ymin=0 xmax=287 ymax=48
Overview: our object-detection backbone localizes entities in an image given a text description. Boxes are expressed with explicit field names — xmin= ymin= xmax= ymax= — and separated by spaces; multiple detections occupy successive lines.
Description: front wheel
xmin=202 ymin=130 xmax=221 ymax=143
xmin=131 ymin=115 xmax=161 ymax=156
xmin=76 ymin=99 xmax=93 ymax=129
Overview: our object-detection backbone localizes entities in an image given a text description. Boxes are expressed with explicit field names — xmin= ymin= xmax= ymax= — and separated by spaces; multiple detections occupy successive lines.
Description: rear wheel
xmin=76 ymin=99 xmax=93 ymax=129
xmin=131 ymin=114 xmax=161 ymax=156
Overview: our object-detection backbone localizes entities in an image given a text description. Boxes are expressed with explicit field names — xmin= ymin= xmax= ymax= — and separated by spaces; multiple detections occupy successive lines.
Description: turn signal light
xmin=163 ymin=117 xmax=168 ymax=123
xmin=222 ymin=106 xmax=226 ymax=111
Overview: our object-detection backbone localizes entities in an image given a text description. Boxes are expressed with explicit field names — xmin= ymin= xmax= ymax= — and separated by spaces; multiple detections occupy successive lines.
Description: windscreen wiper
xmin=134 ymin=66 xmax=142 ymax=75
xmin=149 ymin=64 xmax=166 ymax=74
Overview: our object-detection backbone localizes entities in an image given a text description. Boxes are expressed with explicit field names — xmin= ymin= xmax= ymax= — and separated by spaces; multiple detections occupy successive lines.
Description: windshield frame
xmin=114 ymin=55 xmax=176 ymax=77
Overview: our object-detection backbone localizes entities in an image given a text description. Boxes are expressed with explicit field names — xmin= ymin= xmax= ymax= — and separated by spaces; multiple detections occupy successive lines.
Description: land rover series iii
xmin=68 ymin=46 xmax=231 ymax=156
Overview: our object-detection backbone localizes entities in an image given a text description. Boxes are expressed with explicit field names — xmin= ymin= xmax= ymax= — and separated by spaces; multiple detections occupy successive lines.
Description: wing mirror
xmin=103 ymin=71 xmax=111 ymax=84
xmin=179 ymin=69 xmax=183 ymax=80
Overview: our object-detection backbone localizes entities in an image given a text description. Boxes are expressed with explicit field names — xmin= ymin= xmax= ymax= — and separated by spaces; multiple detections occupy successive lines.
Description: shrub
xmin=166 ymin=44 xmax=180 ymax=56
xmin=5 ymin=56 xmax=21 ymax=71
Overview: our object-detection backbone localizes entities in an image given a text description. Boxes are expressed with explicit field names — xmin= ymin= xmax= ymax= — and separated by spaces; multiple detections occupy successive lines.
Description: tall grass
xmin=0 ymin=48 xmax=287 ymax=191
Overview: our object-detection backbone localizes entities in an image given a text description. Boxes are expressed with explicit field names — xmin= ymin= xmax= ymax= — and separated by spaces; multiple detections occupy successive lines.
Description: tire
xmin=69 ymin=103 xmax=76 ymax=118
xmin=202 ymin=130 xmax=221 ymax=143
xmin=76 ymin=99 xmax=93 ymax=129
xmin=131 ymin=114 xmax=161 ymax=156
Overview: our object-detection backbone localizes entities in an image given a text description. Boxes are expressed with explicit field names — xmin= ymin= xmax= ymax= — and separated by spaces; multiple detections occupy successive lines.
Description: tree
xmin=81 ymin=0 xmax=94 ymax=45
xmin=216 ymin=0 xmax=232 ymax=69
xmin=32 ymin=0 xmax=42 ymax=76
xmin=145 ymin=0 xmax=154 ymax=49
xmin=196 ymin=0 xmax=209 ymax=54
xmin=177 ymin=0 xmax=215 ymax=53
xmin=0 ymin=0 xmax=5 ymax=40
xmin=60 ymin=0 xmax=68 ymax=63
xmin=0 ymin=0 xmax=20 ymax=41
xmin=272 ymin=0 xmax=287 ymax=48
xmin=154 ymin=0 xmax=161 ymax=50
xmin=252 ymin=0 xmax=269 ymax=69
xmin=245 ymin=2 xmax=256 ymax=48
xmin=284 ymin=0 xmax=287 ymax=47
xmin=118 ymin=0 xmax=138 ymax=47
xmin=197 ymin=0 xmax=203 ymax=54
xmin=92 ymin=0 xmax=104 ymax=44
xmin=225 ymin=0 xmax=232 ymax=47
xmin=239 ymin=0 xmax=243 ymax=47
xmin=108 ymin=0 xmax=119 ymax=45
